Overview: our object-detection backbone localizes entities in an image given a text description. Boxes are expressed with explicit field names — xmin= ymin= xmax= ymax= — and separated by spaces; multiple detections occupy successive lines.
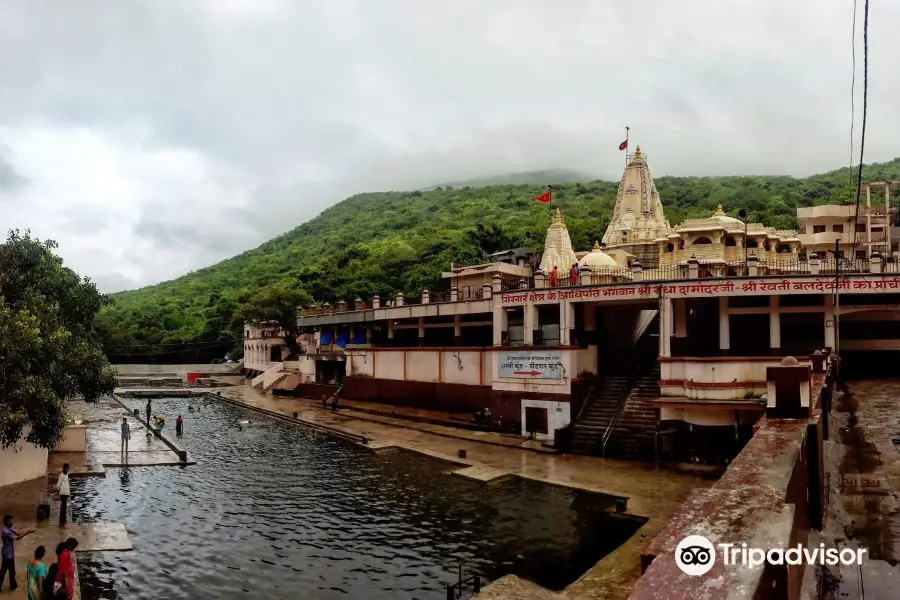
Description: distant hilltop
xmin=421 ymin=169 xmax=596 ymax=190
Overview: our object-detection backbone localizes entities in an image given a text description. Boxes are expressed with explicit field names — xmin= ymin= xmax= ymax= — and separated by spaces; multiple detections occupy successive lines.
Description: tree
xmin=0 ymin=230 xmax=117 ymax=449
xmin=234 ymin=284 xmax=312 ymax=352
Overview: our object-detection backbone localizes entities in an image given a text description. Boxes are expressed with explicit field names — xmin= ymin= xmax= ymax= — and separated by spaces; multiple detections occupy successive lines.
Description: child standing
xmin=26 ymin=546 xmax=47 ymax=600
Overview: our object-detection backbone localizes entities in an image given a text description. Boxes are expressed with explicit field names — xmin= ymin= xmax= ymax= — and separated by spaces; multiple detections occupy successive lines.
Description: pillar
xmin=492 ymin=306 xmax=507 ymax=346
xmin=560 ymin=301 xmax=575 ymax=346
xmin=866 ymin=183 xmax=872 ymax=258
xmin=769 ymin=295 xmax=781 ymax=354
xmin=418 ymin=316 xmax=425 ymax=346
xmin=524 ymin=304 xmax=537 ymax=346
xmin=824 ymin=295 xmax=835 ymax=350
xmin=674 ymin=299 xmax=687 ymax=338
xmin=658 ymin=298 xmax=672 ymax=357
xmin=886 ymin=184 xmax=892 ymax=257
xmin=718 ymin=296 xmax=730 ymax=353
xmin=387 ymin=319 xmax=395 ymax=341
xmin=366 ymin=325 xmax=373 ymax=344
xmin=453 ymin=314 xmax=461 ymax=345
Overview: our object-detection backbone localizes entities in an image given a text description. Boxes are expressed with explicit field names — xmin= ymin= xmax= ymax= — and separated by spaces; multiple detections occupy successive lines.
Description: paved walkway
xmin=826 ymin=379 xmax=900 ymax=599
xmin=216 ymin=385 xmax=711 ymax=599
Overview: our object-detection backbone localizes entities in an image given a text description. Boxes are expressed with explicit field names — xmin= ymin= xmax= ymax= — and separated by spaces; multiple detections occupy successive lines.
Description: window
xmin=666 ymin=243 xmax=675 ymax=252
xmin=833 ymin=224 xmax=843 ymax=233
xmin=857 ymin=224 xmax=866 ymax=233
xmin=856 ymin=250 xmax=867 ymax=260
xmin=693 ymin=236 xmax=713 ymax=244
xmin=725 ymin=236 xmax=737 ymax=247
xmin=813 ymin=225 xmax=826 ymax=234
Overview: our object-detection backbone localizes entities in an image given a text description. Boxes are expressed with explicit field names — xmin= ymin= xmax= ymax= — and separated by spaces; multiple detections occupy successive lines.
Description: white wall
xmin=374 ymin=351 xmax=405 ymax=380
xmin=440 ymin=351 xmax=483 ymax=385
xmin=53 ymin=426 xmax=87 ymax=452
xmin=521 ymin=399 xmax=571 ymax=441
xmin=0 ymin=429 xmax=48 ymax=487
xmin=348 ymin=349 xmax=486 ymax=386
xmin=660 ymin=358 xmax=810 ymax=400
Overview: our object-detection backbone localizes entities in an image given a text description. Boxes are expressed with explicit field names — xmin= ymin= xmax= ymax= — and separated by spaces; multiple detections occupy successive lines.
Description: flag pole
xmin=625 ymin=126 xmax=630 ymax=167
xmin=548 ymin=186 xmax=553 ymax=225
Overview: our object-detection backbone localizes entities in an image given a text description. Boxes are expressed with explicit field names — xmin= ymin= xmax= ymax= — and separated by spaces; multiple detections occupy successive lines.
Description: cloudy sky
xmin=1 ymin=0 xmax=897 ymax=292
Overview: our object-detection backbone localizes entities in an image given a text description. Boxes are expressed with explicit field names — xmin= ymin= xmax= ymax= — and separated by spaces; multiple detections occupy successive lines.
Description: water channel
xmin=73 ymin=396 xmax=644 ymax=599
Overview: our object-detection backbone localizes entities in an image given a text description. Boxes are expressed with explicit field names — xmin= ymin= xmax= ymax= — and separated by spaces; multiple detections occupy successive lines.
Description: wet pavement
xmin=828 ymin=379 xmax=900 ymax=598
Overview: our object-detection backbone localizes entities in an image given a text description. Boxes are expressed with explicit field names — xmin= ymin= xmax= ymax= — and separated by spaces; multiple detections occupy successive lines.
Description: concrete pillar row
xmin=718 ymin=296 xmax=730 ymax=353
xmin=492 ymin=306 xmax=508 ymax=346
xmin=524 ymin=304 xmax=537 ymax=346
xmin=769 ymin=295 xmax=781 ymax=352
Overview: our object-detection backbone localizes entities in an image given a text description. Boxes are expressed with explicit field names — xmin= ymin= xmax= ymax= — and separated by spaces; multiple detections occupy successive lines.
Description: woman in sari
xmin=54 ymin=538 xmax=78 ymax=600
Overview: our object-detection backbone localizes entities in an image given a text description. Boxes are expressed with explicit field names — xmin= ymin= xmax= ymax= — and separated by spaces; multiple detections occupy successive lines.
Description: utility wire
xmin=851 ymin=0 xmax=870 ymax=256
xmin=849 ymin=0 xmax=858 ymax=188
xmin=104 ymin=339 xmax=239 ymax=357
xmin=103 ymin=337 xmax=242 ymax=348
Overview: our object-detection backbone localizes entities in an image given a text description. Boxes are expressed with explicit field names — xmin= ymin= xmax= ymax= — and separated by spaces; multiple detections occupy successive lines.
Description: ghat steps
xmin=569 ymin=365 xmax=660 ymax=461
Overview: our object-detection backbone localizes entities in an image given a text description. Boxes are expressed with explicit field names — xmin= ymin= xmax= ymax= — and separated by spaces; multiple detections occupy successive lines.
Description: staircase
xmin=603 ymin=364 xmax=661 ymax=462
xmin=263 ymin=372 xmax=289 ymax=392
xmin=569 ymin=375 xmax=633 ymax=455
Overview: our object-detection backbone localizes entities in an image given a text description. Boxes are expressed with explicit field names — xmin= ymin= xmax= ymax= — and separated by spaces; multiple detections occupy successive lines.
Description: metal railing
xmin=445 ymin=564 xmax=481 ymax=600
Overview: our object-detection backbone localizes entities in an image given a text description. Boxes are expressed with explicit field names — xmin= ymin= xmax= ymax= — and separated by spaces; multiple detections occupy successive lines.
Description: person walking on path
xmin=57 ymin=463 xmax=71 ymax=526
xmin=175 ymin=414 xmax=183 ymax=436
xmin=26 ymin=546 xmax=47 ymax=600
xmin=145 ymin=399 xmax=152 ymax=428
xmin=121 ymin=417 xmax=131 ymax=453
xmin=1 ymin=514 xmax=36 ymax=592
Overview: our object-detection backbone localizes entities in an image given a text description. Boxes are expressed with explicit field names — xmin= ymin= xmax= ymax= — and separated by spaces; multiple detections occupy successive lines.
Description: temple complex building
xmin=601 ymin=147 xmax=670 ymax=266
xmin=656 ymin=204 xmax=801 ymax=276
xmin=244 ymin=153 xmax=900 ymax=469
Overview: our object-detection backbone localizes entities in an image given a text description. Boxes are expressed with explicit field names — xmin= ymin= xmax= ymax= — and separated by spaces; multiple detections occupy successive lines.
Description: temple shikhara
xmin=240 ymin=153 xmax=900 ymax=597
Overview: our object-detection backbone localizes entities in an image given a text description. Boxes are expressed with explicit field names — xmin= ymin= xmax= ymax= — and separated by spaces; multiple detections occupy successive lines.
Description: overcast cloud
xmin=0 ymin=0 xmax=897 ymax=291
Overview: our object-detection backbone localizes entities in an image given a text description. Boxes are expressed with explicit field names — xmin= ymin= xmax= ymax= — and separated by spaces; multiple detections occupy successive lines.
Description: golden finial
xmin=553 ymin=207 xmax=563 ymax=224
xmin=715 ymin=203 xmax=725 ymax=215
xmin=634 ymin=146 xmax=642 ymax=161
xmin=592 ymin=240 xmax=601 ymax=250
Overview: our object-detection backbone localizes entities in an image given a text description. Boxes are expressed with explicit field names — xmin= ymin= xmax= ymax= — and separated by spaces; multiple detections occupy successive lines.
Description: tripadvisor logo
xmin=674 ymin=535 xmax=867 ymax=576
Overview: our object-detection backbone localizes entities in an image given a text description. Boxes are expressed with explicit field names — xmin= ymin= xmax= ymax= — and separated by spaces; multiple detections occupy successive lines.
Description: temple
xmin=601 ymin=147 xmax=671 ymax=265
xmin=241 ymin=161 xmax=900 ymax=598
xmin=244 ymin=161 xmax=900 ymax=463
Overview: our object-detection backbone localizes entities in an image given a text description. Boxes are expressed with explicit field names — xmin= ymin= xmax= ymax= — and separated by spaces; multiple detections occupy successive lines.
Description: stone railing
xmin=630 ymin=356 xmax=835 ymax=600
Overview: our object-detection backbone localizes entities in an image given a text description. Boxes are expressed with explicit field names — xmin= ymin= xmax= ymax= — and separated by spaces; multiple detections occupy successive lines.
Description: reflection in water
xmin=73 ymin=397 xmax=643 ymax=599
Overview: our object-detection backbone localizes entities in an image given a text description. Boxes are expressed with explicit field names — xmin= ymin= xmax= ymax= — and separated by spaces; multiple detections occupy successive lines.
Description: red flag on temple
xmin=618 ymin=139 xmax=628 ymax=151
xmin=534 ymin=190 xmax=552 ymax=203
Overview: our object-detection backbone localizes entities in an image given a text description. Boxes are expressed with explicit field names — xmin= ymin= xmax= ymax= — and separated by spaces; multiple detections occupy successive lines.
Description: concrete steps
xmin=604 ymin=367 xmax=660 ymax=462
xmin=568 ymin=367 xmax=660 ymax=462
xmin=569 ymin=376 xmax=632 ymax=456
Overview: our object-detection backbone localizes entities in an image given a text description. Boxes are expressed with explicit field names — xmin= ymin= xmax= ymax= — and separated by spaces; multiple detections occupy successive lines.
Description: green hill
xmin=96 ymin=158 xmax=900 ymax=363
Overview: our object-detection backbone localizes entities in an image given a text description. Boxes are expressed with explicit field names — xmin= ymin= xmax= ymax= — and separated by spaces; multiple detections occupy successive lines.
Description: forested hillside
xmin=96 ymin=158 xmax=900 ymax=363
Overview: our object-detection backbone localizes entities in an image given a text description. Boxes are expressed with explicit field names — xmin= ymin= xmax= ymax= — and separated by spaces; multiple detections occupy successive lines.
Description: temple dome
xmin=710 ymin=204 xmax=743 ymax=227
xmin=579 ymin=241 xmax=618 ymax=270
xmin=539 ymin=208 xmax=578 ymax=273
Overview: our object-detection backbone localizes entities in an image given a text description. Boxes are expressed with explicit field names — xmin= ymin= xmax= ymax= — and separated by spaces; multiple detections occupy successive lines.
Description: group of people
xmin=1 ymin=515 xmax=79 ymax=599
xmin=547 ymin=263 xmax=581 ymax=287
xmin=119 ymin=401 xmax=194 ymax=451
